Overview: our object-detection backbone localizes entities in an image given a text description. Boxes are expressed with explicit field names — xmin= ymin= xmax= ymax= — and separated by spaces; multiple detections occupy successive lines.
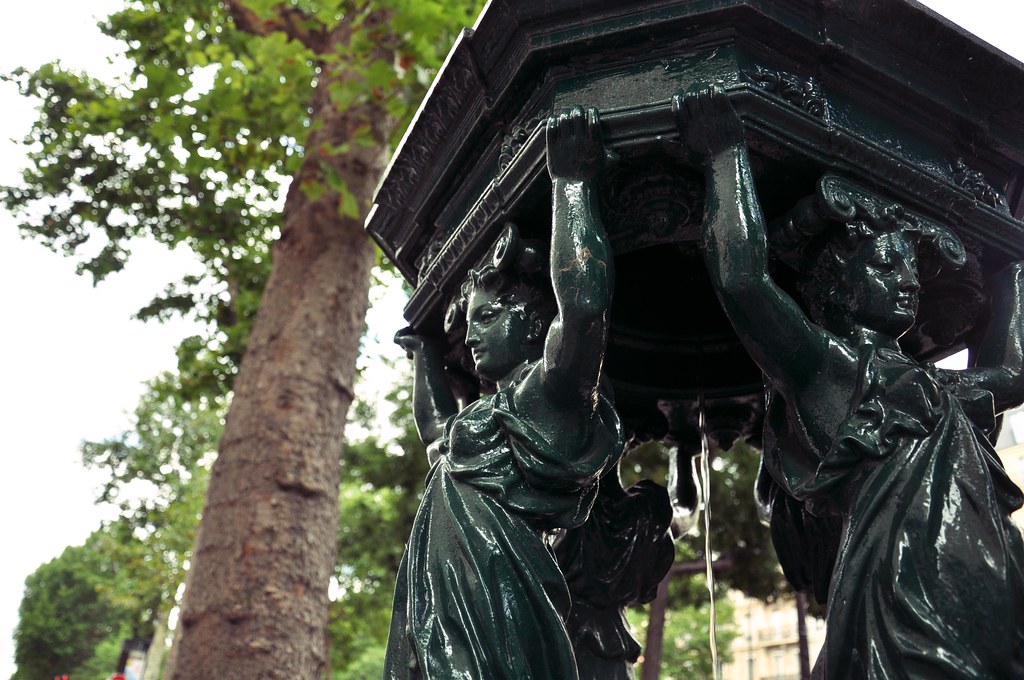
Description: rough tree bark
xmin=642 ymin=575 xmax=671 ymax=680
xmin=796 ymin=589 xmax=811 ymax=680
xmin=164 ymin=6 xmax=394 ymax=678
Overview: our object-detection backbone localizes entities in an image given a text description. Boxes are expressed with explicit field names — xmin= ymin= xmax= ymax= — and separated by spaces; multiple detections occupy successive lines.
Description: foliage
xmin=12 ymin=370 xmax=219 ymax=678
xmin=71 ymin=631 xmax=133 ymax=680
xmin=620 ymin=438 xmax=783 ymax=678
xmin=624 ymin=439 xmax=786 ymax=606
xmin=1 ymin=0 xmax=480 ymax=399
xmin=6 ymin=0 xmax=493 ymax=673
xmin=630 ymin=596 xmax=738 ymax=680
xmin=332 ymin=643 xmax=389 ymax=680
xmin=11 ymin=528 xmax=144 ymax=680
xmin=80 ymin=371 xmax=221 ymax=613
xmin=7 ymin=0 xmax=480 ymax=669
xmin=2 ymin=0 xmax=290 ymax=394
xmin=82 ymin=372 xmax=223 ymax=507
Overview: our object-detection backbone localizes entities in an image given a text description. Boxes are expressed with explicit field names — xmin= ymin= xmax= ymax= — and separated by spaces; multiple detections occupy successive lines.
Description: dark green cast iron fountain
xmin=365 ymin=1 xmax=1024 ymax=677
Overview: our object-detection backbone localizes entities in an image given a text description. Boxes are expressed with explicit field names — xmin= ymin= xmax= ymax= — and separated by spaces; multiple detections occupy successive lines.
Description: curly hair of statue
xmin=443 ymin=222 xmax=556 ymax=337
xmin=768 ymin=174 xmax=967 ymax=325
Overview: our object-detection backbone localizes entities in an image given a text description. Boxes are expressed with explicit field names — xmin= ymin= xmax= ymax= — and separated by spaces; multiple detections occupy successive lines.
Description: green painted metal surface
xmin=367 ymin=1 xmax=1024 ymax=677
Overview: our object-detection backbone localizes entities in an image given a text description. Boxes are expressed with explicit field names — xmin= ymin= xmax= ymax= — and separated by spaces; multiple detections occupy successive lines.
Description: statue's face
xmin=465 ymin=286 xmax=534 ymax=382
xmin=835 ymin=231 xmax=920 ymax=339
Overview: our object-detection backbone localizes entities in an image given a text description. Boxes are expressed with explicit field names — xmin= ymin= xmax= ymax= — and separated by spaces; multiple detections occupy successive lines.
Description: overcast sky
xmin=0 ymin=2 xmax=205 ymax=676
xmin=1 ymin=0 xmax=1022 ymax=677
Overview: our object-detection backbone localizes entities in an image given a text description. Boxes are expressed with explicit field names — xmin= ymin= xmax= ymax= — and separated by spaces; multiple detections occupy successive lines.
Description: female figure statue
xmin=675 ymin=83 xmax=1024 ymax=678
xmin=384 ymin=108 xmax=622 ymax=679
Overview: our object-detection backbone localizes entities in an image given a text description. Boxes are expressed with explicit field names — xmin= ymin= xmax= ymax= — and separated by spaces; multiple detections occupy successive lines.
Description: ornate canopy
xmin=366 ymin=0 xmax=1024 ymax=443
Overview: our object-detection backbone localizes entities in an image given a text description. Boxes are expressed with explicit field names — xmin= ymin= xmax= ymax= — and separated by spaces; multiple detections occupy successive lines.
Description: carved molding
xmin=417 ymin=180 xmax=506 ymax=292
xmin=377 ymin=33 xmax=483 ymax=214
xmin=951 ymin=158 xmax=1010 ymax=214
xmin=499 ymin=118 xmax=544 ymax=173
xmin=825 ymin=132 xmax=934 ymax=199
xmin=602 ymin=161 xmax=704 ymax=253
xmin=415 ymin=230 xmax=450 ymax=282
xmin=746 ymin=66 xmax=828 ymax=120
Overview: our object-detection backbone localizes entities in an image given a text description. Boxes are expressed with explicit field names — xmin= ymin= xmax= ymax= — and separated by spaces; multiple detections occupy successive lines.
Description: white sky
xmin=0 ymin=0 xmax=1022 ymax=677
xmin=0 ymin=2 xmax=203 ymax=676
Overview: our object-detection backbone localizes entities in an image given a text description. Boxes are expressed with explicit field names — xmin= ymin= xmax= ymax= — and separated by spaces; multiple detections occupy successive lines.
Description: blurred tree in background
xmin=329 ymin=381 xmax=430 ymax=676
xmin=624 ymin=439 xmax=787 ymax=679
xmin=629 ymin=597 xmax=738 ymax=680
xmin=4 ymin=0 xmax=480 ymax=676
xmin=12 ymin=527 xmax=155 ymax=679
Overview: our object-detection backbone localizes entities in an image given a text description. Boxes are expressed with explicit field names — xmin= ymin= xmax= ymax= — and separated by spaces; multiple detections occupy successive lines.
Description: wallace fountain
xmin=364 ymin=1 xmax=1024 ymax=677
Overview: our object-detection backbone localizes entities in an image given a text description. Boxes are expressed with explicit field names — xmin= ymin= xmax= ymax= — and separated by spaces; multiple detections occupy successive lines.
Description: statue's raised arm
xmin=678 ymin=81 xmax=1024 ymax=679
xmin=672 ymin=84 xmax=844 ymax=403
xmin=512 ymin=107 xmax=616 ymax=445
xmin=934 ymin=261 xmax=1024 ymax=417
xmin=384 ymin=107 xmax=623 ymax=680
xmin=394 ymin=329 xmax=458 ymax=456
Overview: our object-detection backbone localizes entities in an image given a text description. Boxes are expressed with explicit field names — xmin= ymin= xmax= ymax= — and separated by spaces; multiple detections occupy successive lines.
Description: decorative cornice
xmin=951 ymin=158 xmax=1011 ymax=214
xmin=417 ymin=180 xmax=506 ymax=289
xmin=746 ymin=66 xmax=828 ymax=120
xmin=376 ymin=31 xmax=484 ymax=216
xmin=499 ymin=118 xmax=543 ymax=173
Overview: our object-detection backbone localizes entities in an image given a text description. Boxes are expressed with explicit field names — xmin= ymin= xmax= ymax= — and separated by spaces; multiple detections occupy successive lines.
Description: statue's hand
xmin=672 ymin=82 xmax=745 ymax=162
xmin=394 ymin=327 xmax=434 ymax=359
xmin=546 ymin=106 xmax=606 ymax=181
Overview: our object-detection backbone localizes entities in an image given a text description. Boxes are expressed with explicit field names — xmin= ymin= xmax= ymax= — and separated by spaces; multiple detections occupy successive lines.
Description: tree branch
xmin=670 ymin=555 xmax=735 ymax=577
xmin=223 ymin=0 xmax=332 ymax=54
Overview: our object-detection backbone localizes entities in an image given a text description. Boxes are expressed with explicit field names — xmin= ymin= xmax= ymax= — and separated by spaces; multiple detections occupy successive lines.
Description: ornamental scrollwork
xmin=951 ymin=158 xmax=1010 ymax=214
xmin=747 ymin=66 xmax=828 ymax=119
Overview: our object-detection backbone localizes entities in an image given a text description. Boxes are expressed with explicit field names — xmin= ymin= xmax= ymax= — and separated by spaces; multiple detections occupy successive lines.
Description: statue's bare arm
xmin=516 ymin=107 xmax=615 ymax=433
xmin=937 ymin=261 xmax=1024 ymax=415
xmin=395 ymin=329 xmax=459 ymax=449
xmin=674 ymin=83 xmax=845 ymax=398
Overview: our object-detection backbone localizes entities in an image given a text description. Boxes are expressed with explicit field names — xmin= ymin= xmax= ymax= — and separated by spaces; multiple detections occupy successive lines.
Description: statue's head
xmin=800 ymin=221 xmax=923 ymax=338
xmin=772 ymin=176 xmax=965 ymax=340
xmin=446 ymin=224 xmax=555 ymax=383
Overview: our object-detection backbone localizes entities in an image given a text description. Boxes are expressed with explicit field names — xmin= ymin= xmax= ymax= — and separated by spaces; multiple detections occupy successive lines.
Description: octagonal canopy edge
xmin=364 ymin=0 xmax=1024 ymax=443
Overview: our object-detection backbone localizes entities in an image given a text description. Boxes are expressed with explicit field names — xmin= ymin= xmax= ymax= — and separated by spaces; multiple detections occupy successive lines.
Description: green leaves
xmin=11 ymin=528 xmax=159 ymax=680
xmin=3 ymin=0 xmax=482 ymax=400
xmin=6 ymin=0 xmax=485 ymax=675
xmin=81 ymin=371 xmax=225 ymax=508
xmin=3 ymin=1 xmax=309 ymax=397
xmin=337 ymin=181 xmax=360 ymax=218
xmin=629 ymin=598 xmax=738 ymax=680
xmin=3 ymin=0 xmax=482 ymax=405
xmin=328 ymin=372 xmax=430 ymax=676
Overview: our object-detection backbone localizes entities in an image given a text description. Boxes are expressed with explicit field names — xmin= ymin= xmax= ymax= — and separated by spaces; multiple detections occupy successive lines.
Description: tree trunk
xmin=641 ymin=575 xmax=671 ymax=680
xmin=163 ymin=14 xmax=391 ymax=678
xmin=142 ymin=605 xmax=170 ymax=680
xmin=796 ymin=589 xmax=811 ymax=680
